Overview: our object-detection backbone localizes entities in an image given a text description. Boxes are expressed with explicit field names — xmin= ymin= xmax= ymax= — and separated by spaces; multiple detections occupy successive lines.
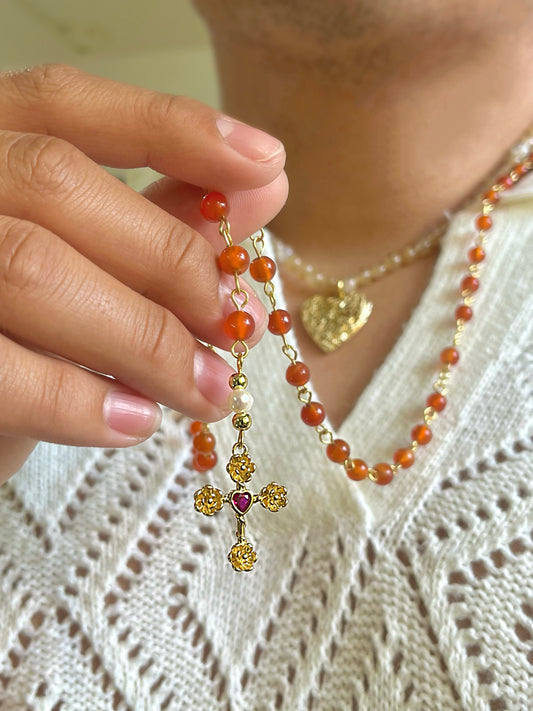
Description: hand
xmin=0 ymin=64 xmax=288 ymax=483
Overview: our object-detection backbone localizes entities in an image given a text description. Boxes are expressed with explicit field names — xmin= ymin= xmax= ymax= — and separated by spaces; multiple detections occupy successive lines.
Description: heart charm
xmin=231 ymin=490 xmax=253 ymax=515
xmin=301 ymin=290 xmax=373 ymax=352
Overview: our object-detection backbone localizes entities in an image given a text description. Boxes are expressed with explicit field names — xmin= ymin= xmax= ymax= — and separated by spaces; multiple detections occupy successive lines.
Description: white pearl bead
xmin=228 ymin=389 xmax=254 ymax=413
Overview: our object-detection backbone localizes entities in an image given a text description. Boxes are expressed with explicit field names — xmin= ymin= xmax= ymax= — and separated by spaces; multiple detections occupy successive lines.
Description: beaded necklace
xmin=190 ymin=139 xmax=533 ymax=572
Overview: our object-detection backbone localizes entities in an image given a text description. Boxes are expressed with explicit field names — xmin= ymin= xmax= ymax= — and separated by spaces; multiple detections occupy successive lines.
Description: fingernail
xmin=194 ymin=347 xmax=233 ymax=410
xmin=103 ymin=392 xmax=162 ymax=438
xmin=216 ymin=116 xmax=284 ymax=163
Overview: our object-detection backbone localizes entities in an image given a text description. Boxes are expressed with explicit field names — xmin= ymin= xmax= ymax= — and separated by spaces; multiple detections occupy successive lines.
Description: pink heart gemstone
xmin=232 ymin=491 xmax=252 ymax=514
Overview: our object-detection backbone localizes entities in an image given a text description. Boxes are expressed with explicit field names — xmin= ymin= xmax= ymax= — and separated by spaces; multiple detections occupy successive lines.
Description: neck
xmin=207 ymin=5 xmax=533 ymax=273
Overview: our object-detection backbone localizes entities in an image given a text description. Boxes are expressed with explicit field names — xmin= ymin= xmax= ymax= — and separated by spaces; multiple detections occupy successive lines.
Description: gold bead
xmin=229 ymin=372 xmax=248 ymax=389
xmin=232 ymin=412 xmax=252 ymax=430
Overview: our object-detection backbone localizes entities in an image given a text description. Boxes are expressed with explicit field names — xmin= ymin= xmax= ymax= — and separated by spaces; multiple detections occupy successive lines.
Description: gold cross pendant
xmin=194 ymin=450 xmax=287 ymax=572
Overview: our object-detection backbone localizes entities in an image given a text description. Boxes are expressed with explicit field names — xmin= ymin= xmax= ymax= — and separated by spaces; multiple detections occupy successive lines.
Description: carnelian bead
xmin=301 ymin=401 xmax=326 ymax=426
xmin=476 ymin=214 xmax=492 ymax=231
xmin=441 ymin=347 xmax=459 ymax=365
xmin=515 ymin=162 xmax=530 ymax=177
xmin=193 ymin=451 xmax=217 ymax=471
xmin=483 ymin=188 xmax=500 ymax=204
xmin=393 ymin=448 xmax=415 ymax=469
xmin=461 ymin=275 xmax=479 ymax=293
xmin=373 ymin=463 xmax=394 ymax=485
xmin=193 ymin=431 xmax=216 ymax=453
xmin=250 ymin=256 xmax=277 ymax=282
xmin=411 ymin=424 xmax=432 ymax=445
xmin=219 ymin=245 xmax=250 ymax=275
xmin=224 ymin=311 xmax=255 ymax=341
xmin=189 ymin=420 xmax=203 ymax=435
xmin=345 ymin=459 xmax=368 ymax=481
xmin=468 ymin=246 xmax=485 ymax=263
xmin=286 ymin=361 xmax=311 ymax=386
xmin=326 ymin=439 xmax=351 ymax=463
xmin=268 ymin=309 xmax=292 ymax=335
xmin=426 ymin=392 xmax=447 ymax=412
xmin=200 ymin=191 xmax=228 ymax=222
xmin=496 ymin=174 xmax=514 ymax=190
xmin=455 ymin=304 xmax=473 ymax=321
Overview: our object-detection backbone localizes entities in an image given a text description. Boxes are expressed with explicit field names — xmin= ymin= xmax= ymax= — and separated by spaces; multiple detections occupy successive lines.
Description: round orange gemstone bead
xmin=476 ymin=214 xmax=492 ymax=231
xmin=461 ymin=275 xmax=479 ymax=293
xmin=455 ymin=305 xmax=473 ymax=322
xmin=411 ymin=424 xmax=432 ymax=445
xmin=345 ymin=459 xmax=368 ymax=481
xmin=268 ymin=309 xmax=292 ymax=335
xmin=286 ymin=361 xmax=311 ymax=386
xmin=301 ymin=401 xmax=326 ymax=426
xmin=189 ymin=420 xmax=203 ymax=435
xmin=326 ymin=439 xmax=351 ymax=463
xmin=193 ymin=431 xmax=216 ymax=453
xmin=373 ymin=463 xmax=394 ymax=485
xmin=515 ymin=162 xmax=530 ymax=177
xmin=224 ymin=311 xmax=255 ymax=341
xmin=219 ymin=245 xmax=250 ymax=275
xmin=441 ymin=347 xmax=459 ymax=365
xmin=393 ymin=448 xmax=415 ymax=469
xmin=426 ymin=392 xmax=447 ymax=412
xmin=496 ymin=174 xmax=514 ymax=189
xmin=250 ymin=256 xmax=277 ymax=282
xmin=483 ymin=188 xmax=500 ymax=204
xmin=468 ymin=246 xmax=485 ymax=263
xmin=200 ymin=191 xmax=228 ymax=222
xmin=193 ymin=451 xmax=217 ymax=471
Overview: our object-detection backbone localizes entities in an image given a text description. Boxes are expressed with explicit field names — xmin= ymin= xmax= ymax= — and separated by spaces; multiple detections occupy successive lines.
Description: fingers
xmin=0 ymin=333 xmax=163 ymax=449
xmin=0 ymin=216 xmax=237 ymax=422
xmin=0 ymin=65 xmax=285 ymax=190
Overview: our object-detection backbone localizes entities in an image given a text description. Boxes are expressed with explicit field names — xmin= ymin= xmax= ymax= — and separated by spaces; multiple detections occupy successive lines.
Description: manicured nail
xmin=194 ymin=347 xmax=233 ymax=410
xmin=103 ymin=392 xmax=162 ymax=437
xmin=216 ymin=116 xmax=284 ymax=163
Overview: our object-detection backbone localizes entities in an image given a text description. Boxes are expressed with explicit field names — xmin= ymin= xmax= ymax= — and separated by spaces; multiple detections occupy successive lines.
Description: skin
xmin=197 ymin=0 xmax=533 ymax=427
xmin=0 ymin=64 xmax=288 ymax=483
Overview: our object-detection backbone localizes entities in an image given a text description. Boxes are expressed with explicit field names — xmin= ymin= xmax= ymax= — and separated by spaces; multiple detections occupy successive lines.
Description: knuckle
xmin=156 ymin=222 xmax=204 ymax=277
xmin=35 ymin=362 xmax=68 ymax=424
xmin=0 ymin=217 xmax=55 ymax=296
xmin=134 ymin=305 xmax=177 ymax=367
xmin=5 ymin=133 xmax=82 ymax=200
xmin=141 ymin=91 xmax=200 ymax=131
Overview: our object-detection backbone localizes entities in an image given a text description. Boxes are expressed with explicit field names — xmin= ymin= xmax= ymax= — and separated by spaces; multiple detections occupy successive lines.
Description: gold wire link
xmin=281 ymin=339 xmax=298 ymax=363
xmin=232 ymin=440 xmax=248 ymax=456
xmin=367 ymin=468 xmax=378 ymax=482
xmin=463 ymin=294 xmax=475 ymax=306
xmin=423 ymin=406 xmax=438 ymax=423
xmin=391 ymin=463 xmax=400 ymax=475
xmin=297 ymin=386 xmax=312 ymax=404
xmin=410 ymin=441 xmax=419 ymax=453
xmin=236 ymin=518 xmax=246 ymax=542
xmin=230 ymin=288 xmax=250 ymax=310
xmin=250 ymin=229 xmax=265 ymax=257
xmin=316 ymin=425 xmax=334 ymax=445
xmin=468 ymin=264 xmax=480 ymax=277
xmin=231 ymin=341 xmax=249 ymax=359
xmin=219 ymin=216 xmax=233 ymax=246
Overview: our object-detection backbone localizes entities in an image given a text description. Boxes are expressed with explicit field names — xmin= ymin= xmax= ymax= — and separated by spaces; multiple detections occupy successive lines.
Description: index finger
xmin=0 ymin=65 xmax=285 ymax=190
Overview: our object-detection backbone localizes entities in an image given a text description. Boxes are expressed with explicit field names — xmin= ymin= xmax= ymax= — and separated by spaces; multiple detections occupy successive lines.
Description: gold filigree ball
xmin=227 ymin=453 xmax=256 ymax=483
xmin=229 ymin=372 xmax=248 ymax=389
xmin=232 ymin=412 xmax=252 ymax=430
xmin=228 ymin=540 xmax=257 ymax=572
xmin=194 ymin=485 xmax=224 ymax=516
xmin=259 ymin=482 xmax=288 ymax=512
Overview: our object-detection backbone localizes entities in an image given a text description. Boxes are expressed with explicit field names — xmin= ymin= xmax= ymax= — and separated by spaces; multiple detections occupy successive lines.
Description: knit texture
xmin=1 ymin=179 xmax=533 ymax=711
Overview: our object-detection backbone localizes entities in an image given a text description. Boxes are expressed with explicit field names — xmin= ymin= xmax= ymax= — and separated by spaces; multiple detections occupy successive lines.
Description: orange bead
xmin=476 ymin=214 xmax=492 ymax=231
xmin=483 ymin=188 xmax=500 ymax=204
xmin=189 ymin=420 xmax=203 ymax=435
xmin=193 ymin=451 xmax=217 ymax=471
xmin=224 ymin=311 xmax=255 ymax=341
xmin=515 ymin=162 xmax=530 ymax=177
xmin=301 ymin=401 xmax=326 ymax=426
xmin=468 ymin=246 xmax=485 ymax=263
xmin=393 ymin=448 xmax=414 ymax=469
xmin=455 ymin=304 xmax=473 ymax=322
xmin=440 ymin=347 xmax=459 ymax=365
xmin=496 ymin=174 xmax=514 ymax=190
xmin=345 ymin=459 xmax=368 ymax=481
xmin=200 ymin=191 xmax=228 ymax=222
xmin=219 ymin=245 xmax=250 ymax=275
xmin=426 ymin=392 xmax=447 ymax=412
xmin=373 ymin=463 xmax=394 ymax=485
xmin=286 ymin=361 xmax=310 ymax=386
xmin=411 ymin=424 xmax=432 ymax=445
xmin=326 ymin=439 xmax=350 ymax=463
xmin=250 ymin=256 xmax=277 ymax=282
xmin=193 ymin=431 xmax=216 ymax=453
xmin=268 ymin=309 xmax=292 ymax=335
xmin=461 ymin=275 xmax=479 ymax=293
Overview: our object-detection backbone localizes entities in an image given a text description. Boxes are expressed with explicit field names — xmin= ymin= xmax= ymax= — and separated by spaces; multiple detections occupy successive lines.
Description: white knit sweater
xmin=1 ymin=176 xmax=533 ymax=711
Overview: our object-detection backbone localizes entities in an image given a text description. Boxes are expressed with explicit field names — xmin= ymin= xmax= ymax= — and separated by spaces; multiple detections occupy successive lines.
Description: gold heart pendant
xmin=300 ymin=288 xmax=373 ymax=353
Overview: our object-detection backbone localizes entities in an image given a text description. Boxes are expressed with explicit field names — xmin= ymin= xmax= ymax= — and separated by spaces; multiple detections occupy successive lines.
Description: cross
xmin=193 ymin=450 xmax=287 ymax=572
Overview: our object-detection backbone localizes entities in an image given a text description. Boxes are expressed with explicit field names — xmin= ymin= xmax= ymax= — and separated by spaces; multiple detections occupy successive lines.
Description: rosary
xmin=190 ymin=139 xmax=533 ymax=572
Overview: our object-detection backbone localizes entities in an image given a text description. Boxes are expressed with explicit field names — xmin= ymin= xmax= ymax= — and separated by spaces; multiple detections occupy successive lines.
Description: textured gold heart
xmin=300 ymin=291 xmax=373 ymax=352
